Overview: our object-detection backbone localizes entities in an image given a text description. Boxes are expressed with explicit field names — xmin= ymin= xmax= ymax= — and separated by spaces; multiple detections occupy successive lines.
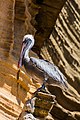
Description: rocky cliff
xmin=0 ymin=0 xmax=80 ymax=120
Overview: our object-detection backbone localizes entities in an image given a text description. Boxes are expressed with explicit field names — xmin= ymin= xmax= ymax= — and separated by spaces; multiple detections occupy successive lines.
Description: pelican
xmin=18 ymin=34 xmax=68 ymax=91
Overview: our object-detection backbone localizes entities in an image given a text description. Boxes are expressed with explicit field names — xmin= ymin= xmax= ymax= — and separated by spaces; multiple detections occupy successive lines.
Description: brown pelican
xmin=18 ymin=34 xmax=68 ymax=91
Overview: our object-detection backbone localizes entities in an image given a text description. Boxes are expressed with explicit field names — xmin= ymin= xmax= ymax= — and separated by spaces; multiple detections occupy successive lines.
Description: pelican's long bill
xmin=18 ymin=38 xmax=32 ymax=68
xmin=18 ymin=43 xmax=25 ymax=68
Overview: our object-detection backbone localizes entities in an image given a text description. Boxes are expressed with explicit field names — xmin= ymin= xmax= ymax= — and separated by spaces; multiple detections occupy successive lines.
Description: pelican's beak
xmin=18 ymin=39 xmax=32 ymax=68
xmin=18 ymin=43 xmax=26 ymax=68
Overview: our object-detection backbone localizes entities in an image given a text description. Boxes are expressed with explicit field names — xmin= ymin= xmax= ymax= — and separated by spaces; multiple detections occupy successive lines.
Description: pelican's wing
xmin=30 ymin=57 xmax=67 ymax=88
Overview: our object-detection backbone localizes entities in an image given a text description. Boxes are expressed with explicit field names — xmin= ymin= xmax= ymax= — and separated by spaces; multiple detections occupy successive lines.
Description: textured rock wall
xmin=0 ymin=56 xmax=39 ymax=120
xmin=12 ymin=0 xmax=26 ymax=58
xmin=41 ymin=0 xmax=80 ymax=119
xmin=12 ymin=0 xmax=36 ymax=58
xmin=41 ymin=0 xmax=80 ymax=93
xmin=0 ymin=0 xmax=80 ymax=120
xmin=28 ymin=0 xmax=67 ymax=55
xmin=0 ymin=0 xmax=36 ymax=119
xmin=0 ymin=0 xmax=15 ymax=59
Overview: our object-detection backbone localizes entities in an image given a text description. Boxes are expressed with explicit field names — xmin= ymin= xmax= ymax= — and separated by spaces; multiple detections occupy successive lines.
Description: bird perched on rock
xmin=18 ymin=34 xmax=68 ymax=91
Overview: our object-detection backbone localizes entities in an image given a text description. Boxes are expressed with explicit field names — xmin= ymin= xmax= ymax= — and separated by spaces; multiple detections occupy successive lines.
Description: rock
xmin=28 ymin=0 xmax=67 ymax=55
xmin=18 ymin=91 xmax=56 ymax=119
xmin=0 ymin=0 xmax=80 ymax=120
xmin=47 ymin=85 xmax=80 ymax=111
xmin=0 ymin=0 xmax=14 ymax=59
xmin=75 ymin=113 xmax=80 ymax=120
xmin=35 ymin=92 xmax=56 ymax=102
xmin=51 ymin=104 xmax=77 ymax=120
xmin=18 ymin=112 xmax=38 ymax=120
xmin=45 ymin=113 xmax=54 ymax=120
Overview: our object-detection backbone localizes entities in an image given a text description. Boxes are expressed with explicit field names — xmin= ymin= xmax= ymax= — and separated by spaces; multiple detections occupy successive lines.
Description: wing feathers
xmin=30 ymin=57 xmax=67 ymax=88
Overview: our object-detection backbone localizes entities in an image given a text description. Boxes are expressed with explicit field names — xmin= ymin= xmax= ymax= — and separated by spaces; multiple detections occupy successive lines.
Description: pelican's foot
xmin=34 ymin=85 xmax=47 ymax=94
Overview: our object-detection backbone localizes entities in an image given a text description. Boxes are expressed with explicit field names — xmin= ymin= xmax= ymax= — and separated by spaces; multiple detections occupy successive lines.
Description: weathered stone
xmin=18 ymin=91 xmax=55 ymax=119
xmin=34 ymin=107 xmax=48 ymax=118
xmin=0 ymin=0 xmax=80 ymax=120
xmin=51 ymin=104 xmax=76 ymax=120
xmin=41 ymin=0 xmax=80 ymax=94
xmin=47 ymin=85 xmax=80 ymax=111
xmin=75 ymin=113 xmax=80 ymax=120
xmin=18 ymin=112 xmax=38 ymax=120
xmin=12 ymin=0 xmax=26 ymax=58
xmin=35 ymin=92 xmax=56 ymax=101
xmin=0 ymin=0 xmax=14 ymax=59
xmin=28 ymin=0 xmax=67 ymax=55
xmin=35 ymin=98 xmax=54 ymax=110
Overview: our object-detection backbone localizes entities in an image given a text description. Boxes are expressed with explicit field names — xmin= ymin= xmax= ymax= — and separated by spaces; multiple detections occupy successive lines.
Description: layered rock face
xmin=28 ymin=0 xmax=67 ymax=55
xmin=43 ymin=0 xmax=80 ymax=93
xmin=0 ymin=0 xmax=80 ymax=120
xmin=0 ymin=0 xmax=14 ymax=59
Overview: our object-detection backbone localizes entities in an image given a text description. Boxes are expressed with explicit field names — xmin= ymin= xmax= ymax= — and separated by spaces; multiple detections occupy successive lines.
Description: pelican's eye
xmin=22 ymin=39 xmax=27 ymax=44
xmin=22 ymin=38 xmax=32 ymax=44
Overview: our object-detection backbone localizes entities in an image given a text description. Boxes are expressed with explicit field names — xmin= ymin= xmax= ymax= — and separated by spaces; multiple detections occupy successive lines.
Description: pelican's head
xmin=18 ymin=34 xmax=35 ymax=68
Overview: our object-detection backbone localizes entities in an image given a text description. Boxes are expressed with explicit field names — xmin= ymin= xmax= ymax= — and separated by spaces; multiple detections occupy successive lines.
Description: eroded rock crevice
xmin=28 ymin=0 xmax=67 ymax=55
xmin=0 ymin=0 xmax=15 ymax=59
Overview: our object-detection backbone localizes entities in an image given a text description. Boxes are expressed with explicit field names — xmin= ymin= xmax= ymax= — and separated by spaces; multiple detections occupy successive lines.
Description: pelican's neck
xmin=24 ymin=49 xmax=30 ymax=62
xmin=23 ymin=39 xmax=34 ymax=62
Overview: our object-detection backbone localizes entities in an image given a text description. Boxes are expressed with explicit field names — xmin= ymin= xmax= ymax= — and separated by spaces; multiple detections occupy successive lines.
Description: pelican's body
xmin=23 ymin=58 xmax=44 ymax=83
xmin=18 ymin=34 xmax=68 ymax=89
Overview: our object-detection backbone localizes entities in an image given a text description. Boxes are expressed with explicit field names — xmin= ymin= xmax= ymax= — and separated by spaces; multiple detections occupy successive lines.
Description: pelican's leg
xmin=42 ymin=73 xmax=48 ymax=89
xmin=36 ymin=74 xmax=48 ymax=92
